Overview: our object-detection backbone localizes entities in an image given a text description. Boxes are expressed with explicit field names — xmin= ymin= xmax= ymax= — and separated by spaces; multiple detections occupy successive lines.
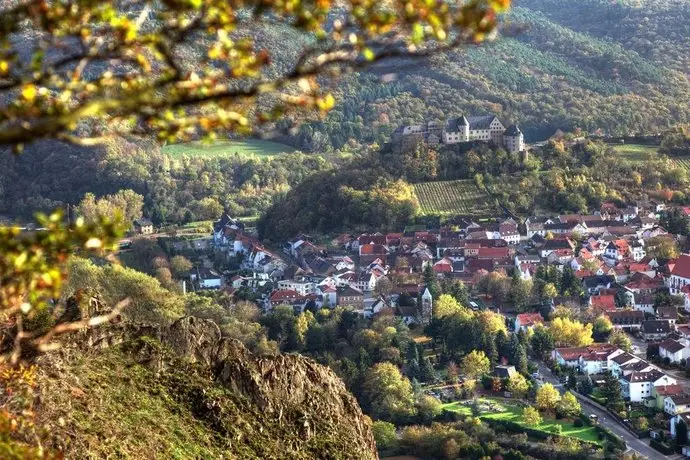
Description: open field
xmin=607 ymin=143 xmax=659 ymax=163
xmin=413 ymin=180 xmax=496 ymax=216
xmin=442 ymin=397 xmax=601 ymax=445
xmin=162 ymin=139 xmax=295 ymax=159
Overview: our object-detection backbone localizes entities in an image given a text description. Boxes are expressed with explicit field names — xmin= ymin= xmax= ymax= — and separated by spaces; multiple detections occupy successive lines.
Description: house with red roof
xmin=476 ymin=247 xmax=511 ymax=260
xmin=268 ymin=289 xmax=307 ymax=311
xmin=433 ymin=257 xmax=453 ymax=274
xmin=668 ymin=254 xmax=690 ymax=295
xmin=589 ymin=294 xmax=617 ymax=312
xmin=514 ymin=312 xmax=543 ymax=332
xmin=552 ymin=343 xmax=623 ymax=375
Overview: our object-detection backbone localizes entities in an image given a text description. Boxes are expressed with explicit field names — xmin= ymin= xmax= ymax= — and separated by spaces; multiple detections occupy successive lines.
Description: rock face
xmin=37 ymin=316 xmax=378 ymax=459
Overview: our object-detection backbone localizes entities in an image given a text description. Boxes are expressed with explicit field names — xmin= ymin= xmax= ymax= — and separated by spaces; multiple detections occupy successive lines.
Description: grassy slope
xmin=162 ymin=139 xmax=295 ymax=159
xmin=608 ymin=144 xmax=659 ymax=163
xmin=35 ymin=339 xmax=372 ymax=460
xmin=441 ymin=398 xmax=600 ymax=445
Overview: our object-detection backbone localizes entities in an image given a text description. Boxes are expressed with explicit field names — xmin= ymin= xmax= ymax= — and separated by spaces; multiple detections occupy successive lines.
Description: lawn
xmin=442 ymin=398 xmax=601 ymax=445
xmin=162 ymin=139 xmax=295 ymax=159
xmin=608 ymin=143 xmax=659 ymax=163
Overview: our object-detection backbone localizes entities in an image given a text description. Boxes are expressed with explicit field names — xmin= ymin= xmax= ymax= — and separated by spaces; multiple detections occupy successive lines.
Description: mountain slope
xmin=33 ymin=317 xmax=377 ymax=459
xmin=299 ymin=0 xmax=690 ymax=148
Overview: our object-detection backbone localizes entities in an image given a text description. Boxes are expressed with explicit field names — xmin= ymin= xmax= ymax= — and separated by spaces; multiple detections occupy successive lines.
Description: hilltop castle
xmin=392 ymin=115 xmax=525 ymax=154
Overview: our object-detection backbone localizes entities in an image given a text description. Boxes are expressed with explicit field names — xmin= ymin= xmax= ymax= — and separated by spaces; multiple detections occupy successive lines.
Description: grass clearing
xmin=162 ymin=139 xmax=295 ymax=159
xmin=413 ymin=179 xmax=496 ymax=216
xmin=442 ymin=397 xmax=601 ymax=445
xmin=608 ymin=143 xmax=659 ymax=163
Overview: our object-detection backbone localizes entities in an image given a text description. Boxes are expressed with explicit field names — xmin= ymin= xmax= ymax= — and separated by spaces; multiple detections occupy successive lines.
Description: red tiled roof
xmin=516 ymin=313 xmax=543 ymax=327
xmin=590 ymin=294 xmax=616 ymax=311
xmin=671 ymin=255 xmax=690 ymax=280
xmin=656 ymin=384 xmax=685 ymax=397
xmin=477 ymin=247 xmax=510 ymax=259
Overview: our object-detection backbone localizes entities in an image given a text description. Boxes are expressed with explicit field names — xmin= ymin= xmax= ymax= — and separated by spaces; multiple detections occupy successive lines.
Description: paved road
xmin=536 ymin=362 xmax=662 ymax=459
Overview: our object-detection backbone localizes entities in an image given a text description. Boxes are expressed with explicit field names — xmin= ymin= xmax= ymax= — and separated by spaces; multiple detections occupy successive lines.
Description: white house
xmin=318 ymin=285 xmax=337 ymax=308
xmin=191 ymin=267 xmax=222 ymax=290
xmin=668 ymin=254 xmax=690 ymax=295
xmin=660 ymin=339 xmax=690 ymax=364
xmin=620 ymin=370 xmax=676 ymax=403
xmin=552 ymin=344 xmax=622 ymax=375
xmin=631 ymin=241 xmax=646 ymax=261
xmin=514 ymin=313 xmax=543 ymax=333
xmin=665 ymin=395 xmax=690 ymax=416
xmin=277 ymin=279 xmax=315 ymax=296
xmin=353 ymin=272 xmax=377 ymax=292
xmin=609 ymin=352 xmax=640 ymax=378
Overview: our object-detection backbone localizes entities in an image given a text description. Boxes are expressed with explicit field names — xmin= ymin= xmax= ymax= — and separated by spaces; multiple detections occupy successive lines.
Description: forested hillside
xmin=293 ymin=0 xmax=690 ymax=150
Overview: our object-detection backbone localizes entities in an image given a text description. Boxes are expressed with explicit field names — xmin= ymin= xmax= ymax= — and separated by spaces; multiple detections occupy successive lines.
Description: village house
xmin=620 ymin=369 xmax=677 ymax=403
xmin=337 ymin=286 xmax=365 ymax=309
xmin=133 ymin=218 xmax=154 ymax=235
xmin=652 ymin=384 xmax=685 ymax=411
xmin=642 ymin=319 xmax=673 ymax=341
xmin=668 ymin=254 xmax=690 ymax=295
xmin=657 ymin=306 xmax=679 ymax=326
xmin=190 ymin=267 xmax=222 ymax=290
xmin=607 ymin=310 xmax=644 ymax=331
xmin=268 ymin=289 xmax=307 ymax=312
xmin=665 ymin=395 xmax=690 ymax=416
xmin=659 ymin=338 xmax=690 ymax=364
xmin=514 ymin=312 xmax=543 ymax=333
xmin=277 ymin=279 xmax=315 ymax=296
xmin=552 ymin=344 xmax=622 ymax=375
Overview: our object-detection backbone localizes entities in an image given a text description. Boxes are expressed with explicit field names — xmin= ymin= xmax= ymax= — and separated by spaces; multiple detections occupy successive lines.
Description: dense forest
xmin=286 ymin=0 xmax=690 ymax=151
xmin=0 ymin=138 xmax=330 ymax=223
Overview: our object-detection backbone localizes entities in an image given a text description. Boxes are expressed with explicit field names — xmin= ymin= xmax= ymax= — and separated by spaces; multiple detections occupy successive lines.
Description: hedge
xmin=650 ymin=438 xmax=674 ymax=455
xmin=482 ymin=417 xmax=600 ymax=448
xmin=595 ymin=425 xmax=626 ymax=451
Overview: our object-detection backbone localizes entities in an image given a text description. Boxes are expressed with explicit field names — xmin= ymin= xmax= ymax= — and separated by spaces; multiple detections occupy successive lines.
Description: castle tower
xmin=504 ymin=124 xmax=524 ymax=154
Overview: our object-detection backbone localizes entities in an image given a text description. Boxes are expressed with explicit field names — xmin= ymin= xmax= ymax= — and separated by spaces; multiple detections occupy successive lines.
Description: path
xmin=536 ymin=361 xmax=662 ymax=459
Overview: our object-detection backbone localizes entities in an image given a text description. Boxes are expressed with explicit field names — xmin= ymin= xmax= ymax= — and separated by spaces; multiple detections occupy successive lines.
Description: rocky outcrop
xmin=37 ymin=316 xmax=378 ymax=459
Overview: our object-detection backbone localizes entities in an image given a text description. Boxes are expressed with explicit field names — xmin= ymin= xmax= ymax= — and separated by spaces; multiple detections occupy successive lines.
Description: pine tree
xmin=483 ymin=333 xmax=499 ymax=365
xmin=419 ymin=357 xmax=437 ymax=383
xmin=513 ymin=343 xmax=529 ymax=375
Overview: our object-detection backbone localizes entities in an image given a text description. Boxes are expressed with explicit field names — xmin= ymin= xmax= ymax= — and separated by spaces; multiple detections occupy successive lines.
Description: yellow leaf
xmin=21 ymin=85 xmax=37 ymax=102
xmin=0 ymin=60 xmax=8 ymax=75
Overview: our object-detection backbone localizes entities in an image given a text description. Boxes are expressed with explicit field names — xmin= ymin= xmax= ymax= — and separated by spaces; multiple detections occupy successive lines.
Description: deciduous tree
xmin=557 ymin=391 xmax=581 ymax=418
xmin=535 ymin=383 xmax=561 ymax=412
xmin=460 ymin=350 xmax=490 ymax=381
xmin=362 ymin=362 xmax=415 ymax=422
xmin=523 ymin=406 xmax=542 ymax=426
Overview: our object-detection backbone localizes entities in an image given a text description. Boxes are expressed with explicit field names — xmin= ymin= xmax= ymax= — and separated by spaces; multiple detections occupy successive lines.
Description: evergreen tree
xmin=601 ymin=372 xmax=623 ymax=406
xmin=579 ymin=377 xmax=594 ymax=396
xmin=495 ymin=330 xmax=509 ymax=362
xmin=677 ymin=421 xmax=689 ymax=445
xmin=423 ymin=264 xmax=439 ymax=298
xmin=513 ymin=343 xmax=529 ymax=375
xmin=482 ymin=333 xmax=499 ymax=365
xmin=407 ymin=358 xmax=421 ymax=381
xmin=419 ymin=357 xmax=437 ymax=383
